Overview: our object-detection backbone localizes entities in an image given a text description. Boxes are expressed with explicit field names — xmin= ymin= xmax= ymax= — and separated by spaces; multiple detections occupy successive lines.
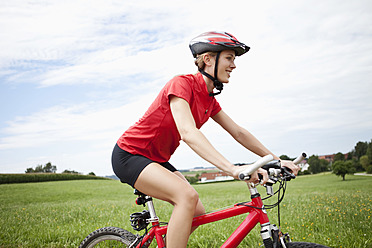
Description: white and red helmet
xmin=189 ymin=31 xmax=250 ymax=96
xmin=189 ymin=31 xmax=250 ymax=58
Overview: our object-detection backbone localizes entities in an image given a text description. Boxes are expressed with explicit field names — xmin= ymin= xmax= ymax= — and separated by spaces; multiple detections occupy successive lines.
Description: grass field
xmin=0 ymin=173 xmax=371 ymax=248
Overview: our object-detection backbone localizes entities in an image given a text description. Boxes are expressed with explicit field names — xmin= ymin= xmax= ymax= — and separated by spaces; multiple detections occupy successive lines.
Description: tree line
xmin=25 ymin=139 xmax=371 ymax=182
xmin=25 ymin=162 xmax=95 ymax=176
xmin=285 ymin=139 xmax=372 ymax=180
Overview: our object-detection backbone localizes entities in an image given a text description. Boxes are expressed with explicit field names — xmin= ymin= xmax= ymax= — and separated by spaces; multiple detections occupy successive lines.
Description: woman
xmin=112 ymin=31 xmax=300 ymax=248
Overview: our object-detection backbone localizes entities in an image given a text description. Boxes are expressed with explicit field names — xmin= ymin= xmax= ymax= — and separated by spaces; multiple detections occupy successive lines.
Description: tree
xmin=43 ymin=162 xmax=57 ymax=173
xmin=279 ymin=155 xmax=291 ymax=160
xmin=34 ymin=164 xmax=43 ymax=173
xmin=185 ymin=173 xmax=201 ymax=184
xmin=320 ymin=159 xmax=330 ymax=171
xmin=62 ymin=169 xmax=79 ymax=174
xmin=360 ymin=155 xmax=369 ymax=171
xmin=353 ymin=141 xmax=368 ymax=160
xmin=308 ymin=155 xmax=329 ymax=174
xmin=88 ymin=172 xmax=96 ymax=176
xmin=333 ymin=152 xmax=345 ymax=162
xmin=25 ymin=162 xmax=57 ymax=173
xmin=351 ymin=158 xmax=363 ymax=172
xmin=308 ymin=155 xmax=320 ymax=174
xmin=346 ymin=152 xmax=353 ymax=160
xmin=367 ymin=165 xmax=372 ymax=174
xmin=185 ymin=175 xmax=198 ymax=184
xmin=332 ymin=161 xmax=355 ymax=181
xmin=366 ymin=140 xmax=372 ymax=164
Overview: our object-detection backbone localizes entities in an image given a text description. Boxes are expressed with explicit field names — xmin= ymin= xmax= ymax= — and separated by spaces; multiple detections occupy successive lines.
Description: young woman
xmin=112 ymin=31 xmax=300 ymax=248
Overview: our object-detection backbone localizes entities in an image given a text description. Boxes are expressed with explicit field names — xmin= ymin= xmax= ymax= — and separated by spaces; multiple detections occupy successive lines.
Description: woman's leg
xmin=173 ymin=171 xmax=205 ymax=233
xmin=134 ymin=163 xmax=199 ymax=248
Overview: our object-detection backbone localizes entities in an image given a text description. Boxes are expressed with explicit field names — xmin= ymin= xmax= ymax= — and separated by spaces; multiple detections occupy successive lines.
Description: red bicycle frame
xmin=135 ymin=185 xmax=270 ymax=248
xmin=80 ymin=155 xmax=318 ymax=248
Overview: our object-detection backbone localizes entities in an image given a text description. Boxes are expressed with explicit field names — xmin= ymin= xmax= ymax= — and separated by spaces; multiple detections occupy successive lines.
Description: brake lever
xmin=262 ymin=160 xmax=281 ymax=170
xmin=264 ymin=176 xmax=279 ymax=195
xmin=281 ymin=167 xmax=296 ymax=181
xmin=266 ymin=185 xmax=274 ymax=195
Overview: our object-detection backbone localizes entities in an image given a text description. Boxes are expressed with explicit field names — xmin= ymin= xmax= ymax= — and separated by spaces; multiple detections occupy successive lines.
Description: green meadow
xmin=0 ymin=173 xmax=371 ymax=248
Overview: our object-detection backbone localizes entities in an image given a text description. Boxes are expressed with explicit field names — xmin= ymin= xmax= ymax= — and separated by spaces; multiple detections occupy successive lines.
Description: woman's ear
xmin=203 ymin=53 xmax=214 ymax=67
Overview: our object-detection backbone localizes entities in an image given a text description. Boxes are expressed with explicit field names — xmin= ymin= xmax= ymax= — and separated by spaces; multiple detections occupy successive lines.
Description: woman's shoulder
xmin=167 ymin=73 xmax=201 ymax=87
xmin=162 ymin=73 xmax=200 ymax=99
xmin=170 ymin=73 xmax=198 ymax=81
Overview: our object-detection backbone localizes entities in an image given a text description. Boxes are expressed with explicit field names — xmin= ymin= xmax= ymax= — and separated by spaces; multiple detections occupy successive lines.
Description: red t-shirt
xmin=117 ymin=73 xmax=222 ymax=163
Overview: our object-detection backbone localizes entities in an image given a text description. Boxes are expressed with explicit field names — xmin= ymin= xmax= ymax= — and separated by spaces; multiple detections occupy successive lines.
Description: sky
xmin=0 ymin=0 xmax=371 ymax=176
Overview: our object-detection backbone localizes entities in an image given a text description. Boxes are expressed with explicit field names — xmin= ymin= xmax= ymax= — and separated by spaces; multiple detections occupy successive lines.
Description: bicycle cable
xmin=264 ymin=179 xmax=287 ymax=209
xmin=236 ymin=177 xmax=288 ymax=211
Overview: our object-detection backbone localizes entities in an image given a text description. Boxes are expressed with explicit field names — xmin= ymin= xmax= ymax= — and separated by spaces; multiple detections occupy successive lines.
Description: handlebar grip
xmin=293 ymin=152 xmax=307 ymax=165
xmin=238 ymin=154 xmax=274 ymax=181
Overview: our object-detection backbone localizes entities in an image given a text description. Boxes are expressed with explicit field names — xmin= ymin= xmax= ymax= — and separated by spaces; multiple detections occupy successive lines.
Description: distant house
xmin=297 ymin=160 xmax=310 ymax=172
xmin=318 ymin=154 xmax=334 ymax=162
xmin=318 ymin=153 xmax=348 ymax=162
xmin=199 ymin=171 xmax=234 ymax=183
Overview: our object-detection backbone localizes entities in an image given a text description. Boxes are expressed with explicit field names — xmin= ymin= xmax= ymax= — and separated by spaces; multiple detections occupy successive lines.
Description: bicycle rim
xmin=83 ymin=234 xmax=128 ymax=247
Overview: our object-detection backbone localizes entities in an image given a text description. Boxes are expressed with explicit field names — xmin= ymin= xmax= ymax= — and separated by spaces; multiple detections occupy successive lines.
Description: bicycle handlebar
xmin=238 ymin=154 xmax=274 ymax=181
xmin=238 ymin=153 xmax=307 ymax=181
xmin=293 ymin=152 xmax=307 ymax=165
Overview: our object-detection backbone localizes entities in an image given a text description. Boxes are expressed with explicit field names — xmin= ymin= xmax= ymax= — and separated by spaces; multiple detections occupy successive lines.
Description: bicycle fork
xmin=220 ymin=185 xmax=273 ymax=248
xmin=249 ymin=184 xmax=290 ymax=248
xmin=261 ymin=223 xmax=291 ymax=248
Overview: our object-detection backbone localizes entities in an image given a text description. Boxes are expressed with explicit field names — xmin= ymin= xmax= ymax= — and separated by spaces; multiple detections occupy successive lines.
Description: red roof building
xmin=318 ymin=153 xmax=348 ymax=162
xmin=199 ymin=171 xmax=234 ymax=183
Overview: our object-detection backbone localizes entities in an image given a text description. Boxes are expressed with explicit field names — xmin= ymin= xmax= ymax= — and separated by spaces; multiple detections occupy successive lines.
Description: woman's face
xmin=216 ymin=49 xmax=236 ymax=83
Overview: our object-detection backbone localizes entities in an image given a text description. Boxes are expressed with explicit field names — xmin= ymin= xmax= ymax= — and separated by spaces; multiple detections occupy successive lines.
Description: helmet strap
xmin=198 ymin=52 xmax=223 ymax=97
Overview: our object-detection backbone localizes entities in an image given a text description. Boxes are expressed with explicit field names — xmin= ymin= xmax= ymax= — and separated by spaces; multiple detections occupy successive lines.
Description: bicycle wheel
xmin=286 ymin=242 xmax=330 ymax=248
xmin=79 ymin=226 xmax=140 ymax=248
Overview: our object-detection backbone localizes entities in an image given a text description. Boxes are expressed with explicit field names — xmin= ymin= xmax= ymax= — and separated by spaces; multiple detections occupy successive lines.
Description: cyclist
xmin=112 ymin=31 xmax=300 ymax=248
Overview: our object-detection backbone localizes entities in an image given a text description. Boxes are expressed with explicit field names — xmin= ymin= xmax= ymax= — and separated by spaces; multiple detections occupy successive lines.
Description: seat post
xmin=134 ymin=189 xmax=159 ymax=222
xmin=146 ymin=197 xmax=159 ymax=222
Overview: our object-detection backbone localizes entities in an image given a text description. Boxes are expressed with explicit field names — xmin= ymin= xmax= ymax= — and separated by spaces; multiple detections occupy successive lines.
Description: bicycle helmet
xmin=189 ymin=31 xmax=250 ymax=96
xmin=189 ymin=31 xmax=250 ymax=58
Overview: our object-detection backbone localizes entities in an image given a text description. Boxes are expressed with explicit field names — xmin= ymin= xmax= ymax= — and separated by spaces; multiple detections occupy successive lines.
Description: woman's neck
xmin=202 ymin=74 xmax=215 ymax=94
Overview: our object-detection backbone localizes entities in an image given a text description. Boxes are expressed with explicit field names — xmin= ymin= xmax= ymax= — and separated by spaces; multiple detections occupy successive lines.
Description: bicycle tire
xmin=286 ymin=242 xmax=330 ymax=248
xmin=79 ymin=226 xmax=141 ymax=248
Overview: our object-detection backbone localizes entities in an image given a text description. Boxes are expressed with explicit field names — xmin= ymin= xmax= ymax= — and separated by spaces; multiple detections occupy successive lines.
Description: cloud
xmin=0 ymin=0 xmax=372 ymax=175
xmin=0 ymin=91 xmax=158 ymax=150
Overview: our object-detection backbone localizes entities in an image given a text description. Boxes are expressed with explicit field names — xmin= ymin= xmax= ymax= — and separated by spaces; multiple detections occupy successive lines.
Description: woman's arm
xmin=212 ymin=110 xmax=300 ymax=175
xmin=169 ymin=96 xmax=235 ymax=175
xmin=169 ymin=96 xmax=268 ymax=182
xmin=212 ymin=110 xmax=279 ymax=159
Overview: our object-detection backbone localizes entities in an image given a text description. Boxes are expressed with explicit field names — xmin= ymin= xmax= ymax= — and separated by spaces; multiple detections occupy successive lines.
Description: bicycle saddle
xmin=134 ymin=189 xmax=147 ymax=196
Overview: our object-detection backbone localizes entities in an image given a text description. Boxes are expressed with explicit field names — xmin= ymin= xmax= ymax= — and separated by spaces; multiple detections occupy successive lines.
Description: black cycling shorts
xmin=111 ymin=144 xmax=177 ymax=188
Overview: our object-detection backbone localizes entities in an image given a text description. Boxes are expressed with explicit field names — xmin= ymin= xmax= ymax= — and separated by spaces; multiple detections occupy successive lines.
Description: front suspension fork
xmin=261 ymin=223 xmax=291 ymax=248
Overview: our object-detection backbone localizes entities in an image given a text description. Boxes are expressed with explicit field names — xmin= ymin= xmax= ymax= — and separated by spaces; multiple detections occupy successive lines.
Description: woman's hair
xmin=194 ymin=51 xmax=217 ymax=70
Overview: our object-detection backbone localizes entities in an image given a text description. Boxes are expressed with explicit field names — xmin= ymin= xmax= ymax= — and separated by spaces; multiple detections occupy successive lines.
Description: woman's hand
xmin=231 ymin=165 xmax=269 ymax=185
xmin=280 ymin=160 xmax=300 ymax=176
xmin=249 ymin=168 xmax=268 ymax=185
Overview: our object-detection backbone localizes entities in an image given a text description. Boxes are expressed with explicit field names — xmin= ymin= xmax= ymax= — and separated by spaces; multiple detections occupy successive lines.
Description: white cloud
xmin=0 ymin=0 xmax=372 ymax=175
xmin=0 ymin=91 xmax=157 ymax=149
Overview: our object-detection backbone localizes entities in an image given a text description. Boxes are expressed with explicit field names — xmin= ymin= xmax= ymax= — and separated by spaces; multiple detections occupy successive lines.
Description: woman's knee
xmin=171 ymin=171 xmax=199 ymax=206
xmin=176 ymin=185 xmax=199 ymax=207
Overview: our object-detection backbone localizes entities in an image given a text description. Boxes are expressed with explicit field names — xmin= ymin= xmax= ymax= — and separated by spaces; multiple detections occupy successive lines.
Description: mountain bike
xmin=79 ymin=153 xmax=329 ymax=248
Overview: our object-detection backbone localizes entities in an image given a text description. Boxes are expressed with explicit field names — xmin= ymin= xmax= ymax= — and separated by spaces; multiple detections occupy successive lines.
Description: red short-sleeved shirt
xmin=117 ymin=73 xmax=222 ymax=163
